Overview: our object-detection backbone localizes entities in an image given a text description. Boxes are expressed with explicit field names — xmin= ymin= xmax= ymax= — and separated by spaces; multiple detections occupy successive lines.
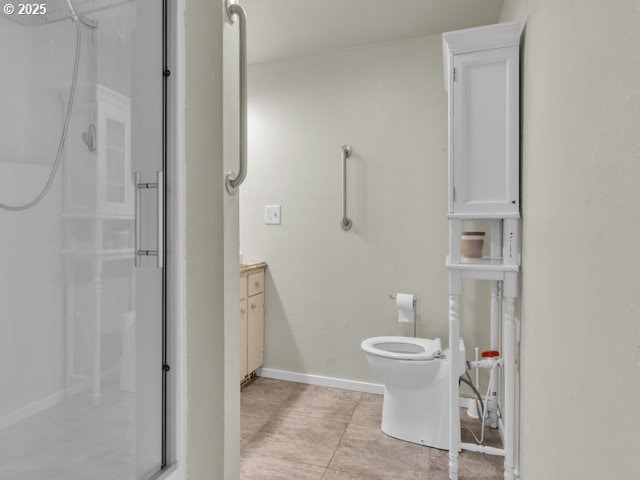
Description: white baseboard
xmin=257 ymin=368 xmax=481 ymax=408
xmin=257 ymin=368 xmax=384 ymax=395
xmin=0 ymin=390 xmax=64 ymax=430
xmin=0 ymin=368 xmax=124 ymax=431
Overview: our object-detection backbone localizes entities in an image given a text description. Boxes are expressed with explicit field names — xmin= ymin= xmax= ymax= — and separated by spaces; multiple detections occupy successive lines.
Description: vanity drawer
xmin=240 ymin=275 xmax=248 ymax=301
xmin=248 ymin=271 xmax=264 ymax=296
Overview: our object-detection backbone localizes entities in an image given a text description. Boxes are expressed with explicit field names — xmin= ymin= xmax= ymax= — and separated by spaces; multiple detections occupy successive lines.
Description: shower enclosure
xmin=0 ymin=0 xmax=170 ymax=478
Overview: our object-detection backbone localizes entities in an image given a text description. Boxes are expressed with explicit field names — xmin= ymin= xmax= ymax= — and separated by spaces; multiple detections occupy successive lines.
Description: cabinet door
xmin=240 ymin=299 xmax=248 ymax=380
xmin=96 ymin=86 xmax=134 ymax=216
xmin=451 ymin=46 xmax=519 ymax=216
xmin=247 ymin=293 xmax=264 ymax=373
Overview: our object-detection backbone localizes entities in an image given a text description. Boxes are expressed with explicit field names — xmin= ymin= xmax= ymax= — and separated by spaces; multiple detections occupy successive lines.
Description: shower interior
xmin=0 ymin=1 xmax=166 ymax=478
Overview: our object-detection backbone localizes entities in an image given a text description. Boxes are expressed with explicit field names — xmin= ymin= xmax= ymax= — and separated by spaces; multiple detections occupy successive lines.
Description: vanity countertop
xmin=240 ymin=261 xmax=267 ymax=275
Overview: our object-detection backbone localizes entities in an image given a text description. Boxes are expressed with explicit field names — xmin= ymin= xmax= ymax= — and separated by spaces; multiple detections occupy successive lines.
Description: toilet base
xmin=363 ymin=338 xmax=466 ymax=451
xmin=380 ymin=371 xmax=451 ymax=450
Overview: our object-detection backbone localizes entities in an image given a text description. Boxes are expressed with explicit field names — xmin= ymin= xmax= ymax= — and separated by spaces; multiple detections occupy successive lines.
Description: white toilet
xmin=361 ymin=336 xmax=466 ymax=450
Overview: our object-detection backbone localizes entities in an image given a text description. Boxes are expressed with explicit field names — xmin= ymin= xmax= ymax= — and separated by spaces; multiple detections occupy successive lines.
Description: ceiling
xmin=240 ymin=0 xmax=505 ymax=64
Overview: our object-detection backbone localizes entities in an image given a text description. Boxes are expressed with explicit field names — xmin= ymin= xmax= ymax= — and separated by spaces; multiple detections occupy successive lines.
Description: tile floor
xmin=241 ymin=377 xmax=504 ymax=480
xmin=0 ymin=376 xmax=135 ymax=480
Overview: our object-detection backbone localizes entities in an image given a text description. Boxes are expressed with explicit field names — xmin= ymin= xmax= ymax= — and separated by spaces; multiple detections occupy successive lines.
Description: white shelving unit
xmin=63 ymin=85 xmax=134 ymax=404
xmin=442 ymin=22 xmax=521 ymax=480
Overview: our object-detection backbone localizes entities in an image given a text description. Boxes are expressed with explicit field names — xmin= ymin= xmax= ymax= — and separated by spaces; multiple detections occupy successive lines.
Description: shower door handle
xmin=225 ymin=0 xmax=248 ymax=195
xmin=135 ymin=171 xmax=164 ymax=268
xmin=156 ymin=171 xmax=164 ymax=269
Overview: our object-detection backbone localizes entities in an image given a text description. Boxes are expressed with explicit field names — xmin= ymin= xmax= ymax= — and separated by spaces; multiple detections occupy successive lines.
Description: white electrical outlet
xmin=265 ymin=205 xmax=281 ymax=225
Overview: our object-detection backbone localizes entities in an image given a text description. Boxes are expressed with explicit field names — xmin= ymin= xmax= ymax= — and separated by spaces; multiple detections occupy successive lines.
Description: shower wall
xmin=0 ymin=19 xmax=31 ymax=164
xmin=0 ymin=16 xmax=70 ymax=421
xmin=0 ymin=162 xmax=64 ymax=423
xmin=240 ymin=34 xmax=491 ymax=384
xmin=0 ymin=2 xmax=136 ymax=423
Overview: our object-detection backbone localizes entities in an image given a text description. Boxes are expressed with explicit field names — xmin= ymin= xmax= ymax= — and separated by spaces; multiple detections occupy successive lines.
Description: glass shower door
xmin=0 ymin=0 xmax=167 ymax=478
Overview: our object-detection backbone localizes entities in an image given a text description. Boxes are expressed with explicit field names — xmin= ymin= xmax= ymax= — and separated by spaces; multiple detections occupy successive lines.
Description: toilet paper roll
xmin=396 ymin=293 xmax=415 ymax=323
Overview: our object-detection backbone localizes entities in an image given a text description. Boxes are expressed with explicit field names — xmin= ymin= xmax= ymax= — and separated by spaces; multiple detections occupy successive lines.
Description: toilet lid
xmin=361 ymin=336 xmax=442 ymax=361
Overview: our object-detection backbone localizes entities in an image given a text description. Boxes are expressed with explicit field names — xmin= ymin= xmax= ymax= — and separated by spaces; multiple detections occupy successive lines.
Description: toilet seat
xmin=361 ymin=336 xmax=442 ymax=361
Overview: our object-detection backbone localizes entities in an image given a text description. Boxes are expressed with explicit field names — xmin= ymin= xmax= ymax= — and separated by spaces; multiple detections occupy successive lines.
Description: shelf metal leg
xmin=65 ymin=263 xmax=75 ymax=399
xmin=92 ymin=262 xmax=103 ymax=406
xmin=503 ymin=291 xmax=517 ymax=480
xmin=489 ymin=280 xmax=500 ymax=428
xmin=448 ymin=272 xmax=462 ymax=480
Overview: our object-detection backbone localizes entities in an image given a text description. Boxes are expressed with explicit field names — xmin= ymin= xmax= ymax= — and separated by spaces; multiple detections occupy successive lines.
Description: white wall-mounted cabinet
xmin=65 ymin=85 xmax=133 ymax=217
xmin=444 ymin=23 xmax=520 ymax=218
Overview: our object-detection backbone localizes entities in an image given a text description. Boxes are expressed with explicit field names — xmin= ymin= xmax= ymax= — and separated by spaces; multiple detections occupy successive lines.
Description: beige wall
xmin=185 ymin=0 xmax=231 ymax=478
xmin=223 ymin=3 xmax=242 ymax=477
xmin=501 ymin=1 xmax=640 ymax=478
xmin=240 ymin=35 xmax=491 ymax=384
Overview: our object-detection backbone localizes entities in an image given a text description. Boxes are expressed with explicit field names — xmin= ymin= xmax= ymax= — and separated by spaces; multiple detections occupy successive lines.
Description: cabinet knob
xmin=251 ymin=303 xmax=256 ymax=309
xmin=254 ymin=281 xmax=260 ymax=288
xmin=240 ymin=309 xmax=246 ymax=314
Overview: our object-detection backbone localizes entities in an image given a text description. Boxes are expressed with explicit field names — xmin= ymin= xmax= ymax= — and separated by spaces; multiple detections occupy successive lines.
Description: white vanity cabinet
xmin=240 ymin=262 xmax=266 ymax=383
xmin=443 ymin=23 xmax=520 ymax=218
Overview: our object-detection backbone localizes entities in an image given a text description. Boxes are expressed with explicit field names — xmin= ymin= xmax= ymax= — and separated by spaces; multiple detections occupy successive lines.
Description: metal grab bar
xmin=340 ymin=145 xmax=352 ymax=231
xmin=134 ymin=171 xmax=164 ymax=268
xmin=225 ymin=0 xmax=248 ymax=195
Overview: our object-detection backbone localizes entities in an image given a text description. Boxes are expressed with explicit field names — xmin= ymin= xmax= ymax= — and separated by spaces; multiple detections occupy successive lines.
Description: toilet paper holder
xmin=390 ymin=294 xmax=417 ymax=337
xmin=389 ymin=294 xmax=417 ymax=307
